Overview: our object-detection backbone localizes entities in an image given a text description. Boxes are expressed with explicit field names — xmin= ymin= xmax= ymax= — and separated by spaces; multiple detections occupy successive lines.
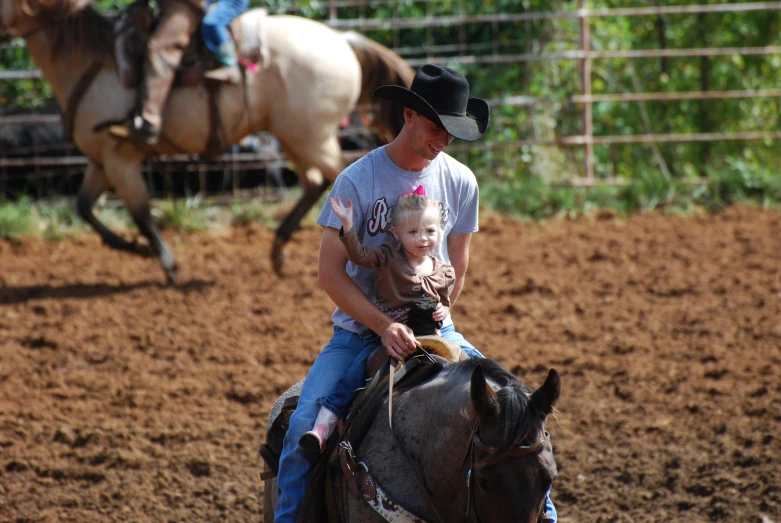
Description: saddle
xmin=113 ymin=0 xmax=268 ymax=89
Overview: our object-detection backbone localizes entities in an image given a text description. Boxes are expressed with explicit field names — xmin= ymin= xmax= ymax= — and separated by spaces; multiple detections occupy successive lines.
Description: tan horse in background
xmin=0 ymin=0 xmax=413 ymax=283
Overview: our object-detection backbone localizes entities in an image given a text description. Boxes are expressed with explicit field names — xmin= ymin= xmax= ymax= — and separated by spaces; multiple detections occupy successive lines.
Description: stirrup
xmin=107 ymin=115 xmax=159 ymax=145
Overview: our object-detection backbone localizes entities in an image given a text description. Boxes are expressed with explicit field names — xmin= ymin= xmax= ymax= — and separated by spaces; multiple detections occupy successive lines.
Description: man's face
xmin=406 ymin=110 xmax=454 ymax=160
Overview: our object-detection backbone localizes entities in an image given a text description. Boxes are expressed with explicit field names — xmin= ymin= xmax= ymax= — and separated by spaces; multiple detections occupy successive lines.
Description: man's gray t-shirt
xmin=316 ymin=145 xmax=479 ymax=335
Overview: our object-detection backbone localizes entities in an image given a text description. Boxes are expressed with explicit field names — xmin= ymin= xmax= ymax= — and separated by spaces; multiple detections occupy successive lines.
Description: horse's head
xmin=466 ymin=363 xmax=561 ymax=523
xmin=331 ymin=356 xmax=561 ymax=522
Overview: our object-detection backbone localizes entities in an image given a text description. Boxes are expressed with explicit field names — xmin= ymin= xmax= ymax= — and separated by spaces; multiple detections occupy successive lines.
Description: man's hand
xmin=381 ymin=322 xmax=419 ymax=359
xmin=329 ymin=196 xmax=354 ymax=233
xmin=432 ymin=303 xmax=449 ymax=322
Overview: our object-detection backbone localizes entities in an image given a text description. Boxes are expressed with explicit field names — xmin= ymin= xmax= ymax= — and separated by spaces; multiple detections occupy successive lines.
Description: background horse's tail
xmin=343 ymin=31 xmax=415 ymax=144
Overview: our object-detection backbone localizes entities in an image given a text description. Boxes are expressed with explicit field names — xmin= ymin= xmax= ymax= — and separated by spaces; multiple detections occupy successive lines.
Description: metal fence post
xmin=579 ymin=0 xmax=594 ymax=183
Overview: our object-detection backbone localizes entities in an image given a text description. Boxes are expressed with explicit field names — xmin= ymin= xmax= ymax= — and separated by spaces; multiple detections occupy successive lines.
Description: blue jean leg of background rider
xmin=202 ymin=0 xmax=248 ymax=83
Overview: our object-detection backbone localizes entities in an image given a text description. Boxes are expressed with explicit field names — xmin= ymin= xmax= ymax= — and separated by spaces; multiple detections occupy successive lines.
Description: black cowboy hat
xmin=374 ymin=64 xmax=490 ymax=142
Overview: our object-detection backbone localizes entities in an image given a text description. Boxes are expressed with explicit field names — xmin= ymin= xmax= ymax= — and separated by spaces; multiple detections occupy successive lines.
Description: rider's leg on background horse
xmin=138 ymin=1 xmax=202 ymax=140
xmin=77 ymin=162 xmax=147 ymax=254
xmin=439 ymin=323 xmax=558 ymax=521
xmin=102 ymin=154 xmax=178 ymax=284
xmin=271 ymin=136 xmax=343 ymax=273
xmin=202 ymin=0 xmax=247 ymax=83
xmin=274 ymin=326 xmax=368 ymax=523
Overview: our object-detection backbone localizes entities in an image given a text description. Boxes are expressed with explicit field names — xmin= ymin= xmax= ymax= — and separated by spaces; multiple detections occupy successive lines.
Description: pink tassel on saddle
xmin=401 ymin=185 xmax=427 ymax=198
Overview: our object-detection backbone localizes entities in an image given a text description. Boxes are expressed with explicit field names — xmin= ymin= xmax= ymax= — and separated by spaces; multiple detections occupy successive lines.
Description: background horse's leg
xmin=271 ymin=177 xmax=329 ymax=274
xmin=103 ymin=155 xmax=178 ymax=285
xmin=77 ymin=161 xmax=151 ymax=256
xmin=271 ymin=136 xmax=343 ymax=274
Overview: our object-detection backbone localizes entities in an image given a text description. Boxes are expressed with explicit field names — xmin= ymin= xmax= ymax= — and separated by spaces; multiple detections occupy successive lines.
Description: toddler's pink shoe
xmin=299 ymin=423 xmax=328 ymax=457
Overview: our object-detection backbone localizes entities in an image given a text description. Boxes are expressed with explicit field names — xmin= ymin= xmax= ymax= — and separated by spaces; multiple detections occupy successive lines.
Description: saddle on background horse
xmin=259 ymin=336 xmax=463 ymax=523
xmin=113 ymin=0 xmax=268 ymax=89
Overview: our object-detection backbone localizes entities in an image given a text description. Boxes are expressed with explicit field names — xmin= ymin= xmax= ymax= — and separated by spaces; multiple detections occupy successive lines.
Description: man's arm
xmin=318 ymin=227 xmax=418 ymax=359
xmin=447 ymin=232 xmax=472 ymax=306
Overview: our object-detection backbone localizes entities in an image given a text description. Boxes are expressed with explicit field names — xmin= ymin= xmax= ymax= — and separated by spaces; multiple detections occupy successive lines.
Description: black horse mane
xmin=394 ymin=356 xmax=543 ymax=464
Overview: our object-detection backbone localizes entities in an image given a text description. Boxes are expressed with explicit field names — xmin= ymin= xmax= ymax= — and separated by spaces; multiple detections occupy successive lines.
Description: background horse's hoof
xmin=164 ymin=271 xmax=179 ymax=286
xmin=163 ymin=264 xmax=179 ymax=286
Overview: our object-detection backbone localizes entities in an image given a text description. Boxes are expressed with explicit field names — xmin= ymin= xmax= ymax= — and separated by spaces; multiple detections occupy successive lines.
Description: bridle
xmin=388 ymin=411 xmax=551 ymax=523
xmin=459 ymin=416 xmax=550 ymax=522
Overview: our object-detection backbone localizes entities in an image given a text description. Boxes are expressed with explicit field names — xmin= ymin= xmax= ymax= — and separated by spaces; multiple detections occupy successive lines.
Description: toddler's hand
xmin=329 ymin=196 xmax=353 ymax=232
xmin=433 ymin=303 xmax=449 ymax=322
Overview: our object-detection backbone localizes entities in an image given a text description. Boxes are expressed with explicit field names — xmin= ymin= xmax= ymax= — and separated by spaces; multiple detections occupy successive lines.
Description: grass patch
xmin=480 ymin=163 xmax=781 ymax=220
xmin=704 ymin=158 xmax=781 ymax=209
xmin=152 ymin=198 xmax=209 ymax=232
xmin=231 ymin=199 xmax=270 ymax=227
xmin=230 ymin=188 xmax=326 ymax=229
xmin=0 ymin=166 xmax=779 ymax=244
xmin=35 ymin=203 xmax=86 ymax=242
xmin=0 ymin=197 xmax=34 ymax=240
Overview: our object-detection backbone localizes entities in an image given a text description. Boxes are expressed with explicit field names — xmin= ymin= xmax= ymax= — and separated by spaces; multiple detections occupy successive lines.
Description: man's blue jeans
xmin=202 ymin=0 xmax=248 ymax=56
xmin=273 ymin=325 xmax=559 ymax=522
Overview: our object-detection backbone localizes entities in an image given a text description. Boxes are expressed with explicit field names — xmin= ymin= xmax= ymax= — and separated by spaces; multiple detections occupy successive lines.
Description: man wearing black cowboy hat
xmin=274 ymin=64 xmax=556 ymax=523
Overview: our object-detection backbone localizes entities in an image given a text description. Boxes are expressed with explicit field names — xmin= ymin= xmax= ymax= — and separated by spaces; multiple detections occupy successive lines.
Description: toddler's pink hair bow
xmin=401 ymin=185 xmax=427 ymax=197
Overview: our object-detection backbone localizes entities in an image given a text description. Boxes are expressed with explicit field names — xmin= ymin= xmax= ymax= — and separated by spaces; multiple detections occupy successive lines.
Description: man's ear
xmin=403 ymin=107 xmax=415 ymax=123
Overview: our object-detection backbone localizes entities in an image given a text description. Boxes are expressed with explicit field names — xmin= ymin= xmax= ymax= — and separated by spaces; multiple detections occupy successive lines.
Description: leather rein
xmin=460 ymin=418 xmax=550 ymax=522
xmin=338 ymin=361 xmax=550 ymax=523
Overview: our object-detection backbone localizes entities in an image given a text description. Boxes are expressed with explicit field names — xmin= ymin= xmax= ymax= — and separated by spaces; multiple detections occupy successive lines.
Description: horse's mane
xmin=391 ymin=355 xmax=545 ymax=467
xmin=37 ymin=0 xmax=115 ymax=63
xmin=453 ymin=358 xmax=542 ymax=466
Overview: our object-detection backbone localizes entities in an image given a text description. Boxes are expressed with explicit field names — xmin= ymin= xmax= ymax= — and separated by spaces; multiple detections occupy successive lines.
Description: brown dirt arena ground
xmin=1 ymin=204 xmax=780 ymax=522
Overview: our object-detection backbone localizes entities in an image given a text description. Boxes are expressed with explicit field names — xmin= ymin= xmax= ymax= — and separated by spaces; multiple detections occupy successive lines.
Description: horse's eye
xmin=477 ymin=473 xmax=500 ymax=492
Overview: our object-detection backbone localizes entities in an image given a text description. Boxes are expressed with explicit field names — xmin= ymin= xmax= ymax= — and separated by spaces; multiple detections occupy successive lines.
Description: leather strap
xmin=338 ymin=441 xmax=376 ymax=501
xmin=367 ymin=484 xmax=429 ymax=523
xmin=63 ymin=60 xmax=103 ymax=140
xmin=338 ymin=440 xmax=430 ymax=523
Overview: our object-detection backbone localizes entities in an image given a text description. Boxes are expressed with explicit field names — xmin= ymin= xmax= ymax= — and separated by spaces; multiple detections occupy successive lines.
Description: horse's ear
xmin=470 ymin=364 xmax=500 ymax=417
xmin=531 ymin=368 xmax=561 ymax=416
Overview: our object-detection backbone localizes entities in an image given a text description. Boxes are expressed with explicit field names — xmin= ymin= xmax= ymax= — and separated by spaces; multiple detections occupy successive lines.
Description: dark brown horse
xmin=264 ymin=357 xmax=561 ymax=522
